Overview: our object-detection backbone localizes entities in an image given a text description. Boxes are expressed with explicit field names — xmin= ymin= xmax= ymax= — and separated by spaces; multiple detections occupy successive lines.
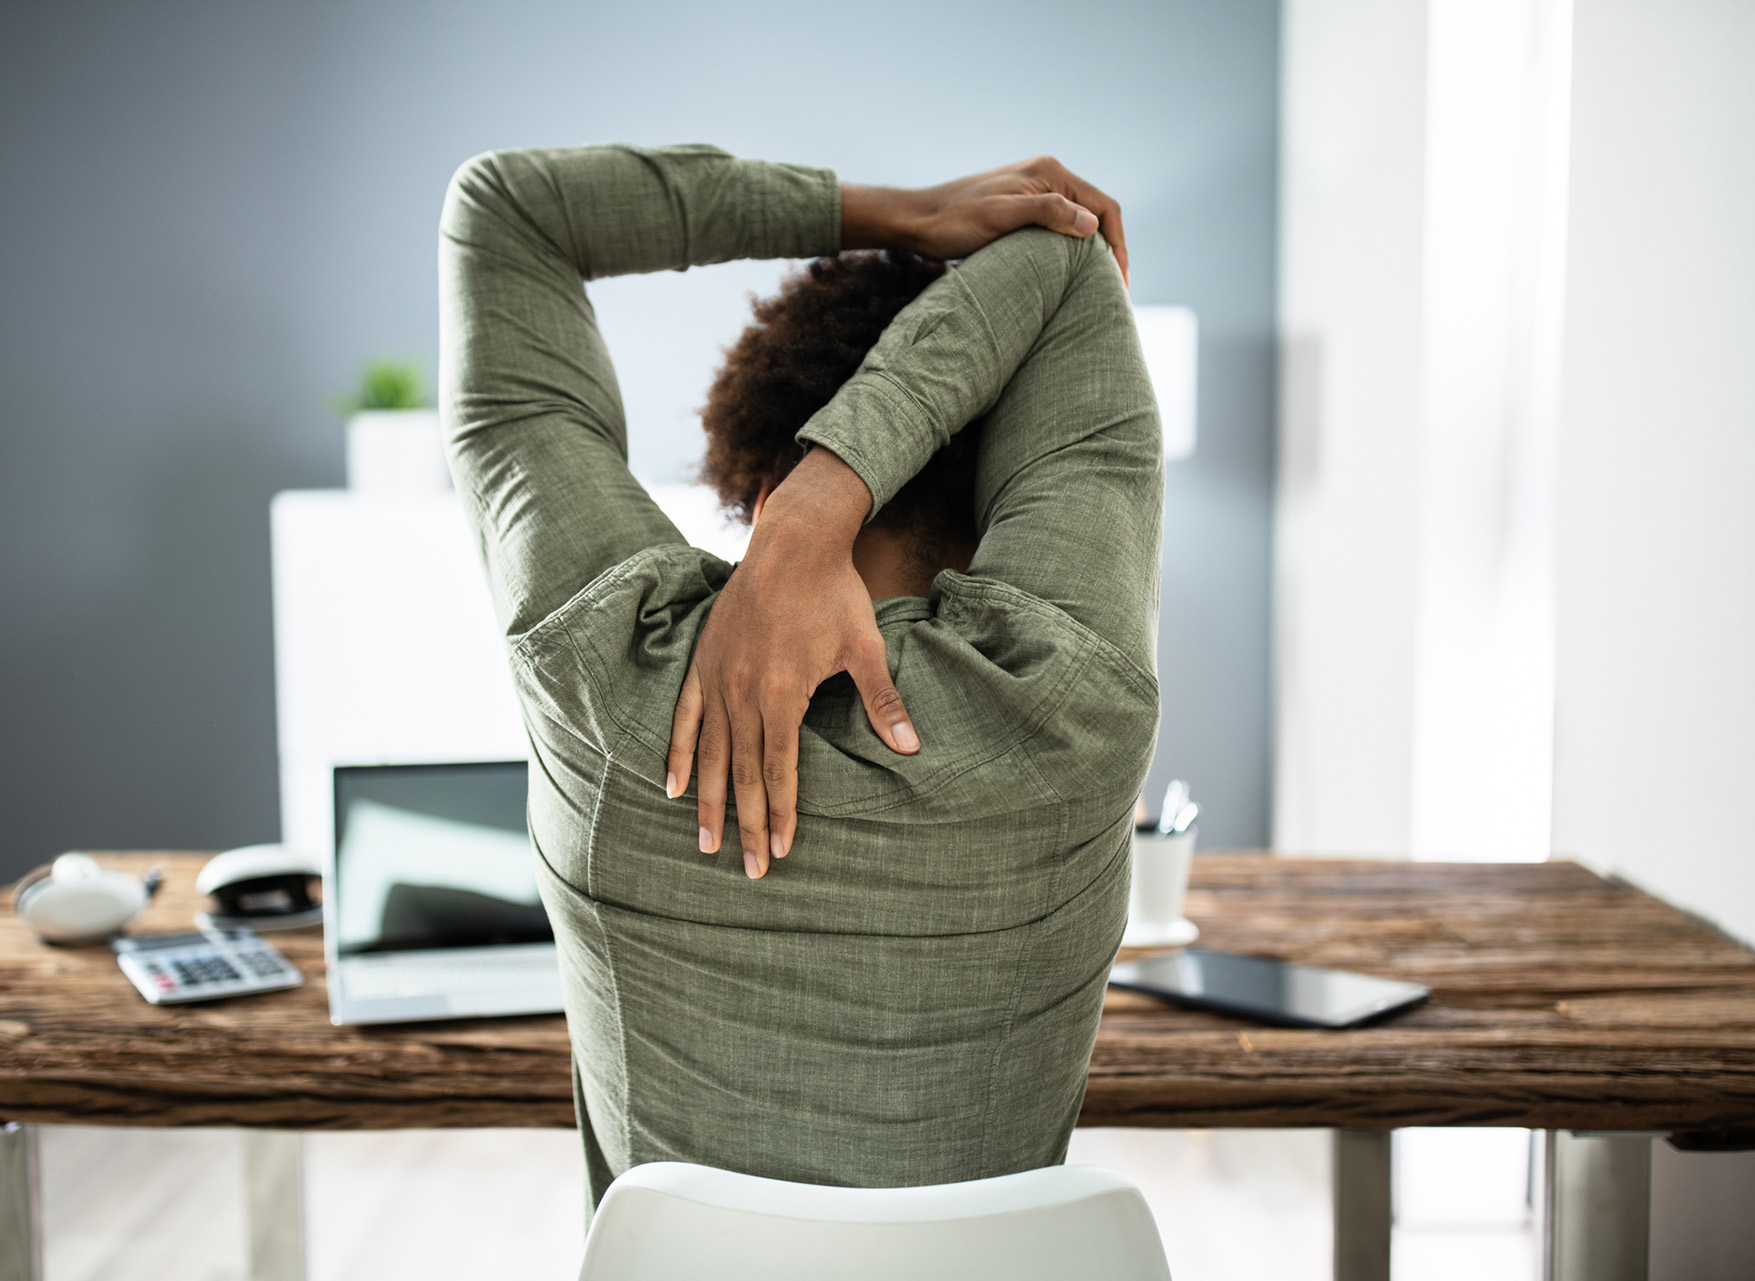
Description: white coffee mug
xmin=1122 ymin=829 xmax=1199 ymax=948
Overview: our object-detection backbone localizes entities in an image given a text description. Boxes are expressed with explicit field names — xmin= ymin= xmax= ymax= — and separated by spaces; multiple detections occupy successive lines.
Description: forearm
xmin=799 ymin=227 xmax=1161 ymax=659
xmin=443 ymin=144 xmax=841 ymax=282
xmin=438 ymin=145 xmax=840 ymax=638
xmin=839 ymin=184 xmax=937 ymax=256
xmin=667 ymin=155 xmax=1140 ymax=869
xmin=794 ymin=226 xmax=1082 ymax=518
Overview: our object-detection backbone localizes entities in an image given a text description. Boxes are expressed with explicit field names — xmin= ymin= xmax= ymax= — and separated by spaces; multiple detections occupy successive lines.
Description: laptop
xmin=325 ymin=761 xmax=564 ymax=1025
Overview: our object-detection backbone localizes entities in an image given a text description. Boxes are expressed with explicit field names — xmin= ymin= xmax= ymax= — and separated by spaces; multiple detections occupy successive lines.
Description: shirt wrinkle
xmin=440 ymin=144 xmax=1160 ymax=1203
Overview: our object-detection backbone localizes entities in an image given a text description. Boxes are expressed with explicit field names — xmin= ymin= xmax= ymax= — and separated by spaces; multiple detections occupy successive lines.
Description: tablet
xmin=1109 ymin=948 xmax=1430 ymax=1029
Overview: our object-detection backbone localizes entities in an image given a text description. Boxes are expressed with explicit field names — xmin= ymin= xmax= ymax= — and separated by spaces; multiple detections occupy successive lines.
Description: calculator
xmin=112 ymin=926 xmax=303 ymax=1004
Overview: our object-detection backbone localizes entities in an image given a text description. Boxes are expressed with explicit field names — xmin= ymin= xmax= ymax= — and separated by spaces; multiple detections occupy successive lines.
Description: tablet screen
xmin=1109 ymin=949 xmax=1429 ymax=1028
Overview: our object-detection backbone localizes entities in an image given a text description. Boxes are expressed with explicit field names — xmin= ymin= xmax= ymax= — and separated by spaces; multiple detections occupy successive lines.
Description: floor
xmin=36 ymin=1125 xmax=1536 ymax=1280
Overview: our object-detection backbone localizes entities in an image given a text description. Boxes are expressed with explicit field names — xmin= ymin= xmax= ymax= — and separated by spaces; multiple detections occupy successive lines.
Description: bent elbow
xmin=439 ymin=150 xmax=512 ymax=241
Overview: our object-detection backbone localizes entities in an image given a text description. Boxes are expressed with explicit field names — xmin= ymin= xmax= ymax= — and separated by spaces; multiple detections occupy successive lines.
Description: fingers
xmin=762 ymin=709 xmax=800 ymax=863
xmin=685 ymin=682 xmax=789 ymax=881
xmin=695 ymin=696 xmax=731 ymax=858
xmin=665 ymin=664 xmax=704 ymax=799
xmin=1074 ymin=182 xmax=1128 ymax=286
xmin=1030 ymin=157 xmax=1129 ymax=287
xmin=1096 ymin=199 xmax=1129 ymax=286
xmin=1017 ymin=192 xmax=1099 ymax=239
xmin=846 ymin=634 xmax=920 ymax=756
xmin=1066 ymin=186 xmax=1127 ymax=284
xmin=729 ymin=712 xmax=770 ymax=880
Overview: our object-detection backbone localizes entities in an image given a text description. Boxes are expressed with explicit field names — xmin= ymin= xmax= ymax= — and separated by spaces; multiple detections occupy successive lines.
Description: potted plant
xmin=336 ymin=360 xmax=449 ymax=492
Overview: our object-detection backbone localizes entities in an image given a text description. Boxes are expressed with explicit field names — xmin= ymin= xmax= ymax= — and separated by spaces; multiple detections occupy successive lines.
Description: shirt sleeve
xmin=438 ymin=144 xmax=842 ymax=641
xmin=796 ymin=229 xmax=1164 ymax=674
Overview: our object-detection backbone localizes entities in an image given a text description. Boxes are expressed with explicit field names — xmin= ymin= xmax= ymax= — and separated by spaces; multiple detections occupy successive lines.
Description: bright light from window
xmin=1133 ymin=305 xmax=1198 ymax=460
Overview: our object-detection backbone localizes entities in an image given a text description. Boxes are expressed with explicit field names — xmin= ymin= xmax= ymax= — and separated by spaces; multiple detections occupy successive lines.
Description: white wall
xmin=1409 ymin=0 xmax=1571 ymax=861
xmin=1281 ymin=4 xmax=1755 ymax=1270
xmin=1276 ymin=0 xmax=1570 ymax=859
xmin=1275 ymin=0 xmax=1427 ymax=855
xmin=1551 ymin=0 xmax=1755 ymax=947
xmin=0 ymin=0 xmax=1282 ymax=877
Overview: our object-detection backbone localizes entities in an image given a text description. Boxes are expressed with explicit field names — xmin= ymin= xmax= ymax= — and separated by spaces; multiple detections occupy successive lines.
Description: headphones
xmin=11 ymin=853 xmax=162 ymax=945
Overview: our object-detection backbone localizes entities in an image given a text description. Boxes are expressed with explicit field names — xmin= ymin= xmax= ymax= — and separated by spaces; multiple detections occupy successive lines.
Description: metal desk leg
xmin=1334 ymin=1129 xmax=1393 ymax=1281
xmin=1542 ymin=1131 xmax=1650 ymax=1281
xmin=0 ymin=1124 xmax=42 ymax=1281
xmin=243 ymin=1131 xmax=307 ymax=1281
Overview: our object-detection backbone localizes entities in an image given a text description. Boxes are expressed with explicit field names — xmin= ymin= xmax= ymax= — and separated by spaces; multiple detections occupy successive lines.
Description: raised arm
xmin=438 ymin=144 xmax=841 ymax=640
xmin=666 ymin=160 xmax=1150 ymax=878
xmin=798 ymin=226 xmax=1159 ymax=666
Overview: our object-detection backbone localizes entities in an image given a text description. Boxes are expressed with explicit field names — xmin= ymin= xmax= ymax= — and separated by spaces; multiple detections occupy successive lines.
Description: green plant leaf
xmin=334 ymin=360 xmax=429 ymax=415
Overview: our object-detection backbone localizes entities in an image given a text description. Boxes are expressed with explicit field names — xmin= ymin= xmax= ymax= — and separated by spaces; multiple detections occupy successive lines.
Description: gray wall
xmin=0 ymin=0 xmax=1278 ymax=880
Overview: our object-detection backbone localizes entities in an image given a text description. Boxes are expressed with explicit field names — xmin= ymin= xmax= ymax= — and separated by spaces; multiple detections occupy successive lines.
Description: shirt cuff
xmin=752 ymin=159 xmax=842 ymax=261
xmin=795 ymin=372 xmax=941 ymax=521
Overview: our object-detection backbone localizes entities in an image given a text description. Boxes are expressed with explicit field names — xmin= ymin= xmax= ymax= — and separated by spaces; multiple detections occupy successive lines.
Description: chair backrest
xmin=577 ymin=1162 xmax=1172 ymax=1281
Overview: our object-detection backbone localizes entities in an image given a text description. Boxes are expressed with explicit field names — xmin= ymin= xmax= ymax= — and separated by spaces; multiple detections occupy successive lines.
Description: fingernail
xmin=892 ymin=721 xmax=920 ymax=752
xmin=771 ymin=833 xmax=785 ymax=860
xmin=665 ymin=771 xmax=679 ymax=799
xmin=744 ymin=852 xmax=760 ymax=879
xmin=699 ymin=827 xmax=713 ymax=853
xmin=1072 ymin=208 xmax=1098 ymax=235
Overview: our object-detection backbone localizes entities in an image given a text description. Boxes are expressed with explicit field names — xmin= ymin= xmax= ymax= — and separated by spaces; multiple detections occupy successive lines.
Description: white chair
xmin=577 ymin=1161 xmax=1173 ymax=1281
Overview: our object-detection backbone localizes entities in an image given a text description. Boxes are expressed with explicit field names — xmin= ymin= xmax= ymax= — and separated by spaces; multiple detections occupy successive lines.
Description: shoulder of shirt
xmin=510 ymin=542 xmax=728 ymax=666
xmin=506 ymin=545 xmax=1156 ymax=798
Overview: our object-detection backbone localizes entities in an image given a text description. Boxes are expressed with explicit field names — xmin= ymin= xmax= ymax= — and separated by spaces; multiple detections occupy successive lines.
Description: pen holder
xmin=1123 ymin=829 xmax=1199 ymax=948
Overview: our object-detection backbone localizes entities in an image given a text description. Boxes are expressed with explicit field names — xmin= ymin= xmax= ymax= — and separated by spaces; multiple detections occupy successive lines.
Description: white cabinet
xmin=270 ymin=491 xmax=527 ymax=865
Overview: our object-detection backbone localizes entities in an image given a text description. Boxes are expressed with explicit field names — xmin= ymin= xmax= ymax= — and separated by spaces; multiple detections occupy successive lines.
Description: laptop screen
xmin=331 ymin=762 xmax=553 ymax=956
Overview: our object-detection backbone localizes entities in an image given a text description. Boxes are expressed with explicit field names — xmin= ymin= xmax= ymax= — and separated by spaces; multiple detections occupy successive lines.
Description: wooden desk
xmin=1092 ymin=857 xmax=1755 ymax=1135
xmin=4 ymin=853 xmax=1754 ymax=1281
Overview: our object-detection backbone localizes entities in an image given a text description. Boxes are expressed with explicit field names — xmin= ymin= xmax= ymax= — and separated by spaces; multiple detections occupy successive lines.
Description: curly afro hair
xmin=699 ymin=250 xmax=981 ymax=568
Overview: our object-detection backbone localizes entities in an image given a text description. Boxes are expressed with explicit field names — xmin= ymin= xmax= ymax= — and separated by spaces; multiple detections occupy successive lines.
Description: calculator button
xmin=118 ymin=932 xmax=299 ymax=1003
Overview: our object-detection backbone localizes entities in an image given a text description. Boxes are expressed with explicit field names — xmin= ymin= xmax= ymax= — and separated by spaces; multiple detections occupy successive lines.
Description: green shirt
xmin=438 ymin=144 xmax=1163 ymax=1211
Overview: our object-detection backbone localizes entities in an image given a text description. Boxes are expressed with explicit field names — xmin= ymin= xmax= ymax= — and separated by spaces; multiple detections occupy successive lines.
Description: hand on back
xmin=665 ymin=449 xmax=915 ymax=877
xmin=668 ymin=157 xmax=1126 ymax=879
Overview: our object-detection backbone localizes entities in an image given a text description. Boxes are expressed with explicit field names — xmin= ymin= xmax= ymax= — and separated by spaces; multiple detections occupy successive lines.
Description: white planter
xmin=345 ymin=409 xmax=450 ymax=493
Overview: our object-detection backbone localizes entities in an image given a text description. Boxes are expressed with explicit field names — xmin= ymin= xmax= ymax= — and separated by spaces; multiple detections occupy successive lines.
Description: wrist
xmin=840 ymin=184 xmax=924 ymax=254
xmin=761 ymin=447 xmax=870 ymax=550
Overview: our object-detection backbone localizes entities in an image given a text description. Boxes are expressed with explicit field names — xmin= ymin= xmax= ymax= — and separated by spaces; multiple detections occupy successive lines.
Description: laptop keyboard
xmin=342 ymin=951 xmax=559 ymax=1002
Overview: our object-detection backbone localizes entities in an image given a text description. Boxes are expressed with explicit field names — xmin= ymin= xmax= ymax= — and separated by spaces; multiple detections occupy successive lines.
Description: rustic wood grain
xmin=0 ymin=854 xmax=574 ymax=1131
xmin=3 ymin=854 xmax=1752 ymax=1136
xmin=1090 ymin=858 xmax=1755 ymax=1134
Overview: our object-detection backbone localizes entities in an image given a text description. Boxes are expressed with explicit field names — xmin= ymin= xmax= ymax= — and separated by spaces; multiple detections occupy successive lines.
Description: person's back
xmin=439 ymin=143 xmax=1162 ymax=1212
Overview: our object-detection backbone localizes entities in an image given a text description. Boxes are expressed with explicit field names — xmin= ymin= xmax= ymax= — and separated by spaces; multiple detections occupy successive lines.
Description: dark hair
xmin=699 ymin=251 xmax=980 ymax=568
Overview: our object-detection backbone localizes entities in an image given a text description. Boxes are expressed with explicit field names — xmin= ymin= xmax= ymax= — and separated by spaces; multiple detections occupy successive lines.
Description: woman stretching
xmin=439 ymin=143 xmax=1162 ymax=1217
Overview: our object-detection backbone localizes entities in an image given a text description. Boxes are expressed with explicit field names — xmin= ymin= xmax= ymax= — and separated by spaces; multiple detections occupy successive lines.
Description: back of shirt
xmin=439 ymin=144 xmax=1163 ymax=1202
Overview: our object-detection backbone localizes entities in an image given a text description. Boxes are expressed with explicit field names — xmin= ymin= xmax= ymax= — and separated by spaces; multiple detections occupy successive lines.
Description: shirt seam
xmin=772 ymin=632 xmax=1094 ymax=820
xmin=976 ymin=750 xmax=1066 ymax=1173
xmin=519 ymin=551 xmax=1098 ymax=814
xmin=936 ymin=570 xmax=1159 ymax=699
xmin=535 ymin=852 xmax=633 ymax=1171
xmin=510 ymin=542 xmax=717 ymax=666
xmin=514 ymin=547 xmax=1153 ymax=817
